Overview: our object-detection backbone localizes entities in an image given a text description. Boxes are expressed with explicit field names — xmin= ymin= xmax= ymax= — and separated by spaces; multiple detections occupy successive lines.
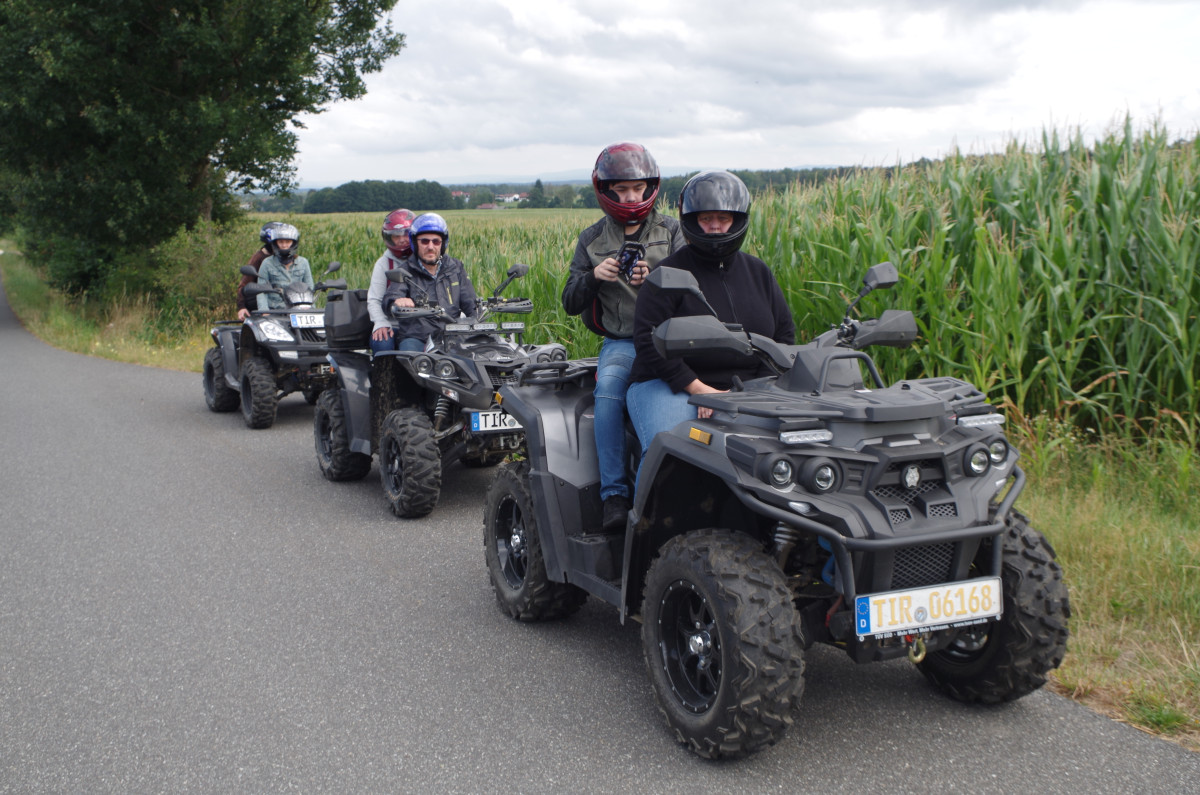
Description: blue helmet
xmin=408 ymin=213 xmax=449 ymax=256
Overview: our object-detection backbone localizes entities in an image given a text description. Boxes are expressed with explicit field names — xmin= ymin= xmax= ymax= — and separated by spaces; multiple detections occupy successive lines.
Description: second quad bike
xmin=315 ymin=262 xmax=568 ymax=518
xmin=482 ymin=262 xmax=1070 ymax=759
xmin=203 ymin=262 xmax=345 ymax=429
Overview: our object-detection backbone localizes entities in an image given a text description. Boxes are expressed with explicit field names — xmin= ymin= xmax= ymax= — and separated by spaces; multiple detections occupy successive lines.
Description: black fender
xmin=326 ymin=350 xmax=373 ymax=456
xmin=210 ymin=323 xmax=242 ymax=390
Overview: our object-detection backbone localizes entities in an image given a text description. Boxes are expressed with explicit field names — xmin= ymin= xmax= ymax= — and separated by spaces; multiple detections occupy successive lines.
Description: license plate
xmin=290 ymin=313 xmax=323 ymax=328
xmin=854 ymin=576 xmax=1002 ymax=638
xmin=470 ymin=410 xmax=522 ymax=432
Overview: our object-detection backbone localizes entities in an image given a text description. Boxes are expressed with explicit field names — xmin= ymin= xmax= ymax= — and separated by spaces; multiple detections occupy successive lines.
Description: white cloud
xmin=292 ymin=0 xmax=1200 ymax=185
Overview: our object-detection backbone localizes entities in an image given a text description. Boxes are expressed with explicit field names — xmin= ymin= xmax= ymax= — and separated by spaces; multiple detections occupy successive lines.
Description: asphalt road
xmin=1 ymin=279 xmax=1197 ymax=794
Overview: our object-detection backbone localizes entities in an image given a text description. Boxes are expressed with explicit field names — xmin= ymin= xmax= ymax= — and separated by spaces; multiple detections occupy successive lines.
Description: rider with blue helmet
xmin=381 ymin=213 xmax=480 ymax=351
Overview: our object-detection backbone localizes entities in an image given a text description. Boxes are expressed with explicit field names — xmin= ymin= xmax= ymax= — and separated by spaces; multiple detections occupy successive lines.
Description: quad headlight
xmin=414 ymin=356 xmax=433 ymax=375
xmin=435 ymin=359 xmax=457 ymax=380
xmin=800 ymin=458 xmax=840 ymax=493
xmin=259 ymin=320 xmax=294 ymax=342
xmin=988 ymin=439 xmax=1009 ymax=464
xmin=768 ymin=458 xmax=794 ymax=487
xmin=965 ymin=444 xmax=991 ymax=476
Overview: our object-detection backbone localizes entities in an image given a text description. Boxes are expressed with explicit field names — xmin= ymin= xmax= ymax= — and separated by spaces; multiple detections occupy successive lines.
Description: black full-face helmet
xmin=678 ymin=170 xmax=751 ymax=262
xmin=592 ymin=142 xmax=661 ymax=226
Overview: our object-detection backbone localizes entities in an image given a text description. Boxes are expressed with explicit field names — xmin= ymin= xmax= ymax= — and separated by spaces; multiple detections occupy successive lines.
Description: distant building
xmin=452 ymin=190 xmax=471 ymax=202
xmin=476 ymin=203 xmax=497 ymax=210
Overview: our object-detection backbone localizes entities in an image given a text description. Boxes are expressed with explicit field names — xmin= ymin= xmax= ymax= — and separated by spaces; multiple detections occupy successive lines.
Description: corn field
xmin=192 ymin=119 xmax=1199 ymax=441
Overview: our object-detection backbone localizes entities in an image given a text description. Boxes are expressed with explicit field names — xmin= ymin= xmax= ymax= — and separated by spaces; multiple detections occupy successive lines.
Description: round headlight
xmin=536 ymin=352 xmax=551 ymax=363
xmin=551 ymin=348 xmax=567 ymax=361
xmin=813 ymin=464 xmax=837 ymax=492
xmin=769 ymin=458 xmax=794 ymax=487
xmin=435 ymin=359 xmax=456 ymax=379
xmin=800 ymin=457 xmax=840 ymax=493
xmin=988 ymin=440 xmax=1008 ymax=465
xmin=965 ymin=445 xmax=990 ymax=476
xmin=414 ymin=356 xmax=433 ymax=375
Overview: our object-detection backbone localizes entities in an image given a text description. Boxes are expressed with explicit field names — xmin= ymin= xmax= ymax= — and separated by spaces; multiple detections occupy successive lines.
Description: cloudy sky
xmin=292 ymin=0 xmax=1200 ymax=187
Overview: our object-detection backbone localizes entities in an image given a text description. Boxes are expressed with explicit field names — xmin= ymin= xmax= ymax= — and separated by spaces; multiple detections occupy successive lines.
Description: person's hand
xmin=372 ymin=327 xmax=394 ymax=341
xmin=593 ymin=258 xmax=620 ymax=282
xmin=237 ymin=308 xmax=249 ymax=321
xmin=685 ymin=380 xmax=727 ymax=419
xmin=394 ymin=297 xmax=415 ymax=309
xmin=628 ymin=260 xmax=649 ymax=286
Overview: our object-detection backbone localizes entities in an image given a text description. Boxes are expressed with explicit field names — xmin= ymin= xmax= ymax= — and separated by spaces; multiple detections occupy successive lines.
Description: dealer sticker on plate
xmin=290 ymin=313 xmax=323 ymax=328
xmin=470 ymin=410 xmax=522 ymax=432
xmin=854 ymin=576 xmax=1002 ymax=638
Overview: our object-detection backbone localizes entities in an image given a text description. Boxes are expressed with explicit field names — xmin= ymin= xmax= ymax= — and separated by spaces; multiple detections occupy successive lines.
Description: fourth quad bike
xmin=483 ymin=262 xmax=1070 ymax=759
xmin=203 ymin=262 xmax=346 ymax=429
xmin=316 ymin=262 xmax=567 ymax=518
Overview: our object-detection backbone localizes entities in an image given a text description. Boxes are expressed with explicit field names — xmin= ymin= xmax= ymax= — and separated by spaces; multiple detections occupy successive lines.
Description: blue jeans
xmin=594 ymin=338 xmax=636 ymax=501
xmin=371 ymin=333 xmax=424 ymax=354
xmin=626 ymin=378 xmax=697 ymax=457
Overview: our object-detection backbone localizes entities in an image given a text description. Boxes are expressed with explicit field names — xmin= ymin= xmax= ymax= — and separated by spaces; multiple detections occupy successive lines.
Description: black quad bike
xmin=202 ymin=262 xmax=346 ymax=429
xmin=315 ymin=262 xmax=568 ymax=518
xmin=483 ymin=262 xmax=1070 ymax=759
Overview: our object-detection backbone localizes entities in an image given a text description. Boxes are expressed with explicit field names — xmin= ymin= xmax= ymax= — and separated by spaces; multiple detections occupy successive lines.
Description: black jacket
xmin=630 ymin=247 xmax=795 ymax=392
xmin=381 ymin=254 xmax=479 ymax=341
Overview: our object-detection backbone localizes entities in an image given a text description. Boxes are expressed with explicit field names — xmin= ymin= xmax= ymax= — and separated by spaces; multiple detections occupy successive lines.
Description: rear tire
xmin=917 ymin=510 xmax=1071 ymax=704
xmin=203 ymin=347 xmax=238 ymax=412
xmin=483 ymin=461 xmax=587 ymax=621
xmin=642 ymin=529 xmax=806 ymax=759
xmin=313 ymin=389 xmax=371 ymax=481
xmin=240 ymin=356 xmax=278 ymax=429
xmin=379 ymin=407 xmax=441 ymax=518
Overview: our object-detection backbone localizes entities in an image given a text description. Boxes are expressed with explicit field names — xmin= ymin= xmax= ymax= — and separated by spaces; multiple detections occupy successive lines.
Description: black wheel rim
xmin=492 ymin=494 xmax=528 ymax=588
xmin=658 ymin=579 xmax=721 ymax=713
xmin=381 ymin=435 xmax=403 ymax=494
xmin=939 ymin=626 xmax=992 ymax=664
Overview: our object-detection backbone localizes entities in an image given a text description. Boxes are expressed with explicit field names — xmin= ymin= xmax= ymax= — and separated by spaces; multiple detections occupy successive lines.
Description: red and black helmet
xmin=382 ymin=208 xmax=417 ymax=257
xmin=592 ymin=142 xmax=661 ymax=226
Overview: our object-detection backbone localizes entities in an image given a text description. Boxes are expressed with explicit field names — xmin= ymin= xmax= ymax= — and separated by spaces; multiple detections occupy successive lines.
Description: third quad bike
xmin=482 ymin=262 xmax=1070 ymax=759
xmin=203 ymin=262 xmax=346 ymax=429
xmin=316 ymin=262 xmax=567 ymax=518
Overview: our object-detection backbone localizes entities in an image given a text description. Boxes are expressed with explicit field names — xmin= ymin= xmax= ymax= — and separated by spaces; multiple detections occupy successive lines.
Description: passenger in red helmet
xmin=561 ymin=143 xmax=686 ymax=530
xmin=368 ymin=209 xmax=417 ymax=353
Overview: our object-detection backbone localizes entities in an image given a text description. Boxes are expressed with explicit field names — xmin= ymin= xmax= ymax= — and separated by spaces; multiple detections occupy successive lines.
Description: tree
xmin=524 ymin=179 xmax=547 ymax=209
xmin=469 ymin=188 xmax=495 ymax=209
xmin=553 ymin=184 xmax=577 ymax=208
xmin=0 ymin=0 xmax=404 ymax=292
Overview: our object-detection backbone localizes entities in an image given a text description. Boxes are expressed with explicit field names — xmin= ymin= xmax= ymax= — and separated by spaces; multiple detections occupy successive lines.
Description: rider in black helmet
xmin=626 ymin=170 xmax=795 ymax=462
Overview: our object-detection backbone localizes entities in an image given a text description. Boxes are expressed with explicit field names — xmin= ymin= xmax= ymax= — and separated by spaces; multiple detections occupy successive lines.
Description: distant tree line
xmin=287 ymin=166 xmax=872 ymax=216
xmin=301 ymin=180 xmax=455 ymax=213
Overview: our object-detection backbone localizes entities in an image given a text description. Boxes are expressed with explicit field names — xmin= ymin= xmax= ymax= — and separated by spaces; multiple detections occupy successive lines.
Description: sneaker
xmin=602 ymin=495 xmax=631 ymax=531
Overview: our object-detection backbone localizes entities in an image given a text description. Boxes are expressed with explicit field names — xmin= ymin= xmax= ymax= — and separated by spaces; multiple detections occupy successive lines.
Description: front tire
xmin=240 ymin=356 xmax=278 ymax=429
xmin=483 ymin=461 xmax=587 ymax=621
xmin=203 ymin=347 xmax=238 ymax=412
xmin=642 ymin=530 xmax=806 ymax=759
xmin=313 ymin=389 xmax=371 ymax=481
xmin=918 ymin=510 xmax=1071 ymax=704
xmin=379 ymin=407 xmax=441 ymax=518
